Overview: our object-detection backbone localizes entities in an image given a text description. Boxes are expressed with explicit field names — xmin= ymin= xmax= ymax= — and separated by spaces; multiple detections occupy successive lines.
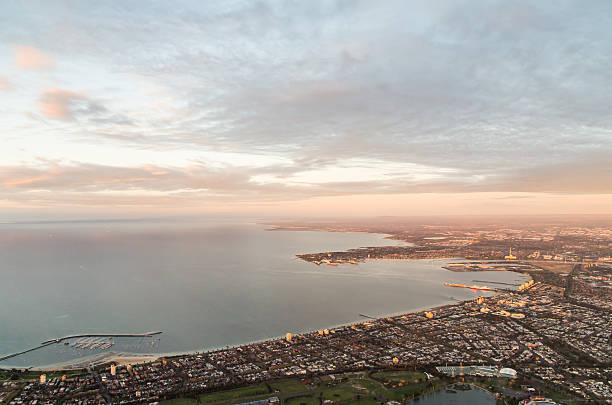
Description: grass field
xmin=199 ymin=384 xmax=270 ymax=404
xmin=346 ymin=398 xmax=380 ymax=405
xmin=270 ymin=379 xmax=309 ymax=394
xmin=165 ymin=373 xmax=456 ymax=405
xmin=322 ymin=387 xmax=358 ymax=403
xmin=285 ymin=396 xmax=320 ymax=405
xmin=349 ymin=378 xmax=386 ymax=393
xmin=0 ymin=369 xmax=84 ymax=381
xmin=384 ymin=384 xmax=430 ymax=401
xmin=528 ymin=261 xmax=574 ymax=274
xmin=162 ymin=398 xmax=198 ymax=405
xmin=371 ymin=370 xmax=426 ymax=384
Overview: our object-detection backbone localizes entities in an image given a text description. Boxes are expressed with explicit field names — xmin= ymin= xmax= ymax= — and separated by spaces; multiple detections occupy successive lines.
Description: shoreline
xmin=0 ymin=298 xmax=471 ymax=371
xmin=0 ymin=233 xmax=529 ymax=372
xmin=263 ymin=226 xmax=405 ymax=243
xmin=2 ymin=282 xmax=518 ymax=372
xmin=43 ymin=354 xmax=162 ymax=371
xmin=1 ymin=260 xmax=530 ymax=372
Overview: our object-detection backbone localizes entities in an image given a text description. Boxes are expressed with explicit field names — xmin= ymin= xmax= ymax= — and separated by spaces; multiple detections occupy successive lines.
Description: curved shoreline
xmin=1 ymin=255 xmax=530 ymax=371
xmin=1 ymin=296 xmax=475 ymax=371
xmin=4 ymin=281 xmax=526 ymax=372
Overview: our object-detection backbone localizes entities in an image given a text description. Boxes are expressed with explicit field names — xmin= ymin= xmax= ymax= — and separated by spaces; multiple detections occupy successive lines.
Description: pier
xmin=0 ymin=343 xmax=55 ymax=363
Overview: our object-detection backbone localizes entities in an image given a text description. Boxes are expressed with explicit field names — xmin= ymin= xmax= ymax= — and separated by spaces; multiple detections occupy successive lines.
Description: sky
xmin=1 ymin=0 xmax=612 ymax=219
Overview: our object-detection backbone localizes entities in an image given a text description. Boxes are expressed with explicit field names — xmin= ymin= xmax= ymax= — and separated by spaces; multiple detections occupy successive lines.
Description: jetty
xmin=0 ymin=343 xmax=55 ymax=363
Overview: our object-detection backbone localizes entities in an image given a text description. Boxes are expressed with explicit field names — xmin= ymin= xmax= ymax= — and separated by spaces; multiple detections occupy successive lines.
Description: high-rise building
xmin=39 ymin=374 xmax=46 ymax=384
xmin=110 ymin=364 xmax=117 ymax=376
xmin=286 ymin=332 xmax=292 ymax=342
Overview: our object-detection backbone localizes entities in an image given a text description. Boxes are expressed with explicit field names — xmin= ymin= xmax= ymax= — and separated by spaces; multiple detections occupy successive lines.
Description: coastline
xmin=1 ymin=221 xmax=530 ymax=372
xmin=1 ymin=256 xmax=529 ymax=372
xmin=10 ymin=280 xmax=519 ymax=372
xmin=263 ymin=226 xmax=406 ymax=243
xmin=0 ymin=298 xmax=477 ymax=371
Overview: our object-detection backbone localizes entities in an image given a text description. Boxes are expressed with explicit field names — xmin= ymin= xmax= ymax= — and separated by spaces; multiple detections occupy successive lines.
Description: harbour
xmin=1 ymin=332 xmax=162 ymax=364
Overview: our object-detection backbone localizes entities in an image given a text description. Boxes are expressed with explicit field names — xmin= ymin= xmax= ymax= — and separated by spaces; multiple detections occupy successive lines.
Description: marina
xmin=71 ymin=337 xmax=114 ymax=351
xmin=1 ymin=332 xmax=162 ymax=364
xmin=42 ymin=331 xmax=162 ymax=345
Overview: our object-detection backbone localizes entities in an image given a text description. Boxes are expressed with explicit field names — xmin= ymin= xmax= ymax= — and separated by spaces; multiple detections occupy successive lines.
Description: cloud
xmin=1 ymin=154 xmax=611 ymax=212
xmin=38 ymin=88 xmax=132 ymax=124
xmin=0 ymin=75 xmax=12 ymax=91
xmin=14 ymin=45 xmax=55 ymax=70
xmin=492 ymin=155 xmax=612 ymax=194
xmin=0 ymin=162 xmax=257 ymax=194
xmin=39 ymin=89 xmax=85 ymax=120
xmin=0 ymin=1 xmax=611 ymax=215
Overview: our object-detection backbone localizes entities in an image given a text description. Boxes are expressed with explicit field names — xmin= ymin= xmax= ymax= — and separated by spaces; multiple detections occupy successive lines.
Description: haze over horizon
xmin=2 ymin=1 xmax=612 ymax=219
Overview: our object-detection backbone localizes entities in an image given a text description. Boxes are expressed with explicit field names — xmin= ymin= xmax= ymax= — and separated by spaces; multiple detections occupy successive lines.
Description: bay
xmin=0 ymin=220 xmax=528 ymax=368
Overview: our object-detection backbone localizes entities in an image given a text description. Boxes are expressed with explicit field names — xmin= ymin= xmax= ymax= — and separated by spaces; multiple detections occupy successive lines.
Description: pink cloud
xmin=0 ymin=75 xmax=12 ymax=91
xmin=14 ymin=45 xmax=55 ymax=70
xmin=39 ymin=88 xmax=84 ymax=120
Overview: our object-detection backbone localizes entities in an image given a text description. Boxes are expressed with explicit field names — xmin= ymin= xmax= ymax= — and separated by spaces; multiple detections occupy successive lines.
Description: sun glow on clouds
xmin=252 ymin=160 xmax=458 ymax=186
xmin=14 ymin=46 xmax=54 ymax=70
xmin=0 ymin=1 xmax=611 ymax=217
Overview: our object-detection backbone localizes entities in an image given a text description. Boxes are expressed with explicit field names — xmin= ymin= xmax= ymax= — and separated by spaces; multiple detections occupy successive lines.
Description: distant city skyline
xmin=1 ymin=1 xmax=611 ymax=218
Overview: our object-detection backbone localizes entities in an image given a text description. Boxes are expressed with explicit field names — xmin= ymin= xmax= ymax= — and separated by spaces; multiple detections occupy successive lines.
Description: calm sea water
xmin=0 ymin=220 xmax=528 ymax=368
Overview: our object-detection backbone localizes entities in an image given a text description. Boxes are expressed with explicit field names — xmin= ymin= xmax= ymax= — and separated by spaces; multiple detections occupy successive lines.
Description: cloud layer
xmin=0 ymin=1 xmax=611 ymax=215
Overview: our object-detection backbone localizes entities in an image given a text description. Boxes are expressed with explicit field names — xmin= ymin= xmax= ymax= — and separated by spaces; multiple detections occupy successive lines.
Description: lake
xmin=408 ymin=385 xmax=495 ymax=404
